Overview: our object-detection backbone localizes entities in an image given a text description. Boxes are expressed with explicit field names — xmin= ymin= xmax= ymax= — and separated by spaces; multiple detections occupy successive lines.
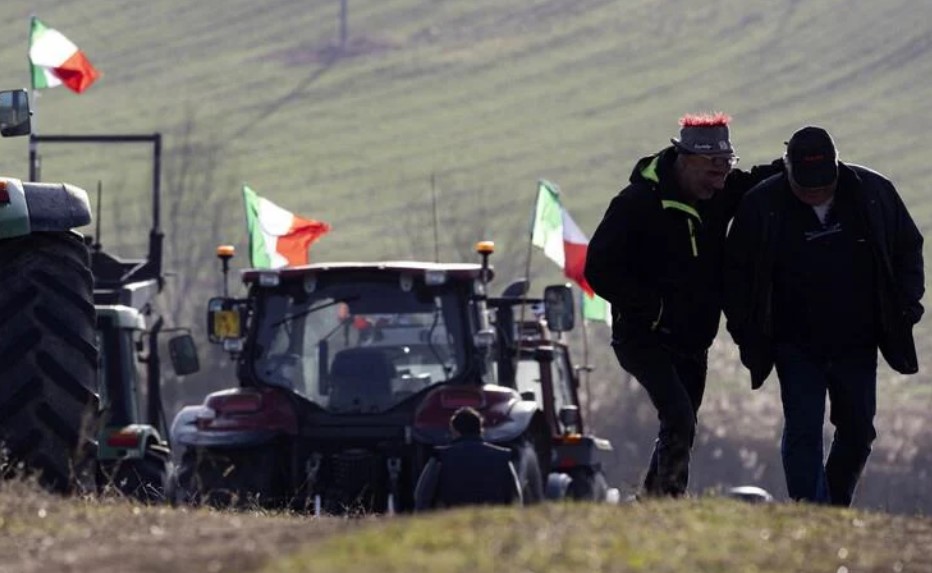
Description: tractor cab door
xmin=514 ymin=344 xmax=578 ymax=439
xmin=96 ymin=313 xmax=144 ymax=428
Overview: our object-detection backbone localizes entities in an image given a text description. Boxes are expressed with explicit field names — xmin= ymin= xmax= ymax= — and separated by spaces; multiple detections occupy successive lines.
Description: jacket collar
xmin=633 ymin=146 xmax=696 ymax=205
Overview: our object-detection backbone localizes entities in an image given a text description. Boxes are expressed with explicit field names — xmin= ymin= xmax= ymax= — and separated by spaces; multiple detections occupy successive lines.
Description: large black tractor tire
xmin=99 ymin=444 xmax=171 ymax=503
xmin=567 ymin=468 xmax=609 ymax=502
xmin=173 ymin=446 xmax=287 ymax=509
xmin=0 ymin=232 xmax=99 ymax=494
xmin=515 ymin=439 xmax=545 ymax=504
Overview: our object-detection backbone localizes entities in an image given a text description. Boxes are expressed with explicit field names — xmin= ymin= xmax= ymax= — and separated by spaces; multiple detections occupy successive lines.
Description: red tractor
xmin=169 ymin=242 xmax=612 ymax=513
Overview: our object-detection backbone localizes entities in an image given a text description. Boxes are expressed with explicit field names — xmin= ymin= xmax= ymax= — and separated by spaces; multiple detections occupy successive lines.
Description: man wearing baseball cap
xmin=585 ymin=113 xmax=782 ymax=498
xmin=724 ymin=126 xmax=924 ymax=506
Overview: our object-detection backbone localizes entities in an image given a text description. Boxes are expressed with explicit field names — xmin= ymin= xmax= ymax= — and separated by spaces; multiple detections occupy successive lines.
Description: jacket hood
xmin=629 ymin=146 xmax=688 ymax=201
xmin=629 ymin=148 xmax=667 ymax=186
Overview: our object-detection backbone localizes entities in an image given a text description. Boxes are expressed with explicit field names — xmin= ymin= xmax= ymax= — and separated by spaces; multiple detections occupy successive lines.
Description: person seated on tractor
xmin=414 ymin=407 xmax=523 ymax=510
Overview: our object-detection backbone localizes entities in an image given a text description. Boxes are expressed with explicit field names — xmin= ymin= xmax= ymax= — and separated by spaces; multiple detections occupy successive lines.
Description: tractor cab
xmin=235 ymin=263 xmax=480 ymax=414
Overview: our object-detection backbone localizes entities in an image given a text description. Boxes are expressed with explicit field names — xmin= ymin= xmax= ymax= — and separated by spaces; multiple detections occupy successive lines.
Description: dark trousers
xmin=614 ymin=339 xmax=707 ymax=496
xmin=774 ymin=343 xmax=877 ymax=507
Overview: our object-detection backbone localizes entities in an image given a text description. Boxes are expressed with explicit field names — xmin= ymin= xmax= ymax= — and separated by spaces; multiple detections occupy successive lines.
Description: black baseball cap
xmin=786 ymin=126 xmax=838 ymax=188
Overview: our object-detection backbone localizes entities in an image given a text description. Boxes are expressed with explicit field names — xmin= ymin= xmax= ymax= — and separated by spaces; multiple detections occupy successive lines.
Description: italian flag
xmin=531 ymin=180 xmax=611 ymax=324
xmin=242 ymin=185 xmax=331 ymax=269
xmin=29 ymin=17 xmax=100 ymax=93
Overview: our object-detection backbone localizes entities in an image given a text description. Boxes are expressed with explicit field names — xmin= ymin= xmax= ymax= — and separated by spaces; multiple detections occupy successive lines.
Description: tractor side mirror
xmin=543 ymin=284 xmax=575 ymax=333
xmin=168 ymin=334 xmax=200 ymax=376
xmin=207 ymin=296 xmax=247 ymax=343
xmin=0 ymin=89 xmax=31 ymax=137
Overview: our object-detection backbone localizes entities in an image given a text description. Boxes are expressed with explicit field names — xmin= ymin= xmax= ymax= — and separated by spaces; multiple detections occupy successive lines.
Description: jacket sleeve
xmin=723 ymin=189 xmax=764 ymax=344
xmin=886 ymin=180 xmax=925 ymax=323
xmin=413 ymin=458 xmax=441 ymax=511
xmin=720 ymin=159 xmax=784 ymax=219
xmin=584 ymin=189 xmax=662 ymax=325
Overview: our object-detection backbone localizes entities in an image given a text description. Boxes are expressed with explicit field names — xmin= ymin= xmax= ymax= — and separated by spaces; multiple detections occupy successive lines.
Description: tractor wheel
xmin=0 ymin=232 xmax=99 ymax=494
xmin=515 ymin=439 xmax=545 ymax=504
xmin=567 ymin=468 xmax=609 ymax=502
xmin=100 ymin=444 xmax=171 ymax=503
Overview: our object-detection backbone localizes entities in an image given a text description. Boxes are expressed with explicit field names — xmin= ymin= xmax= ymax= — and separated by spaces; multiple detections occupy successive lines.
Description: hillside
xmin=2 ymin=0 xmax=931 ymax=513
xmin=2 ymin=1 xmax=931 ymax=262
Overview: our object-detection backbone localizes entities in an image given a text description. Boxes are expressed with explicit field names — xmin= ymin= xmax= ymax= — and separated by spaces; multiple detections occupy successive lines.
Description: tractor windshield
xmin=251 ymin=273 xmax=470 ymax=413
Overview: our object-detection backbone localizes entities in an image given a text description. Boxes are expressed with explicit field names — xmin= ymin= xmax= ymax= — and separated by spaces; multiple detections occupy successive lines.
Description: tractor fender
xmin=169 ymin=404 xmax=290 ymax=454
xmin=0 ymin=178 xmax=91 ymax=238
xmin=21 ymin=181 xmax=92 ymax=231
xmin=482 ymin=399 xmax=539 ymax=444
xmin=98 ymin=424 xmax=165 ymax=462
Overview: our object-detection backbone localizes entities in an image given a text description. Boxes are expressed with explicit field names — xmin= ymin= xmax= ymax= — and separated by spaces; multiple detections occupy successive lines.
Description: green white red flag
xmin=242 ymin=185 xmax=330 ymax=269
xmin=530 ymin=180 xmax=610 ymax=324
xmin=29 ymin=17 xmax=100 ymax=93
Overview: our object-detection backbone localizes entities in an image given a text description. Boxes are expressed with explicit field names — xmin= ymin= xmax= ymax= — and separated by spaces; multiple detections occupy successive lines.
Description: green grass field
xmin=3 ymin=0 xmax=931 ymax=338
xmin=3 ymin=1 xmax=931 ymax=263
xmin=267 ymin=500 xmax=932 ymax=573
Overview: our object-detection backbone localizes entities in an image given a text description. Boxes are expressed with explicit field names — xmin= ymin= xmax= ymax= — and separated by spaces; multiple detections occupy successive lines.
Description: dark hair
xmin=450 ymin=406 xmax=483 ymax=437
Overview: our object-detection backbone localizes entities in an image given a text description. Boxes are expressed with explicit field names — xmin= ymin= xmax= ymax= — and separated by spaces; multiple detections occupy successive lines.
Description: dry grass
xmin=266 ymin=500 xmax=932 ymax=573
xmin=3 ymin=477 xmax=931 ymax=573
xmin=0 ymin=478 xmax=351 ymax=573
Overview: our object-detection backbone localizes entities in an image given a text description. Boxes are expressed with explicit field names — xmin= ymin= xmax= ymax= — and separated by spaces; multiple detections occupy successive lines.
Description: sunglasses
xmin=692 ymin=154 xmax=740 ymax=169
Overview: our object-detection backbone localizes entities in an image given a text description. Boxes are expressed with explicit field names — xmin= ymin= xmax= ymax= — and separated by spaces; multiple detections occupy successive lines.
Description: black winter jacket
xmin=723 ymin=162 xmax=925 ymax=389
xmin=413 ymin=437 xmax=522 ymax=510
xmin=585 ymin=147 xmax=781 ymax=353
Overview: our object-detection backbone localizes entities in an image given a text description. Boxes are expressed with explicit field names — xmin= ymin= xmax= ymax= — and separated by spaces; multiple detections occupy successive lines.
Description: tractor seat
xmin=328 ymin=347 xmax=396 ymax=412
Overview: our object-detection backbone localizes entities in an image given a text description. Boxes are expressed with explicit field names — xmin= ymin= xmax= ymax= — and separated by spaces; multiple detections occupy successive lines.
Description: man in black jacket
xmin=585 ymin=113 xmax=781 ymax=497
xmin=724 ymin=126 xmax=924 ymax=506
xmin=413 ymin=407 xmax=523 ymax=510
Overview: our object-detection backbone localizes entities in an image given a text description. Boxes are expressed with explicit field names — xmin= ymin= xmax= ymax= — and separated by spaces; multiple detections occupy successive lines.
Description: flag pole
xmin=27 ymin=90 xmax=39 ymax=181
xmin=28 ymin=15 xmax=39 ymax=181
xmin=241 ymin=184 xmax=254 ymax=268
xmin=578 ymin=287 xmax=593 ymax=426
xmin=516 ymin=182 xmax=539 ymax=356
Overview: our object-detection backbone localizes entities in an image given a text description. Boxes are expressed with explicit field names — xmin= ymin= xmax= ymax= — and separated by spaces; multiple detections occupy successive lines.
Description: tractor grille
xmin=321 ymin=449 xmax=382 ymax=512
xmin=332 ymin=449 xmax=378 ymax=486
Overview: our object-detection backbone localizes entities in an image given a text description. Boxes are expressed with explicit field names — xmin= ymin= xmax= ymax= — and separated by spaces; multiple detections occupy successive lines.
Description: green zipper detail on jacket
xmin=643 ymin=155 xmax=701 ymax=257
xmin=661 ymin=199 xmax=702 ymax=223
